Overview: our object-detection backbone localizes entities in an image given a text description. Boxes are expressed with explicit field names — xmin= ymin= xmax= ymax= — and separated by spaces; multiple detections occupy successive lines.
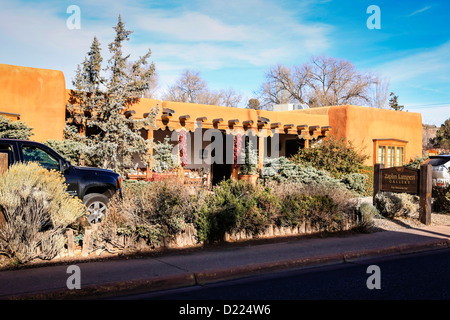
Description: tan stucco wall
xmin=0 ymin=64 xmax=66 ymax=141
xmin=326 ymin=105 xmax=423 ymax=165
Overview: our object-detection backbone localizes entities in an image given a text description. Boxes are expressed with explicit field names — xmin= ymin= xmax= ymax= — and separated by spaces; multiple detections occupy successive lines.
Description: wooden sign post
xmin=419 ymin=163 xmax=432 ymax=225
xmin=0 ymin=153 xmax=7 ymax=176
xmin=373 ymin=162 xmax=432 ymax=225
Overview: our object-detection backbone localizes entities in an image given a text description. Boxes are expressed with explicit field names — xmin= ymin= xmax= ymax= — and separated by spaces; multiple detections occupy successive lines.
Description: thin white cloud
xmin=374 ymin=41 xmax=450 ymax=84
xmin=407 ymin=5 xmax=432 ymax=17
xmin=373 ymin=41 xmax=450 ymax=125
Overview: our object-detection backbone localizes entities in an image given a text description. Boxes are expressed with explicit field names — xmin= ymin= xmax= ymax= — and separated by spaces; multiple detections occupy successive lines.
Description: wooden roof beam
xmin=163 ymin=107 xmax=175 ymax=115
xmin=270 ymin=122 xmax=281 ymax=129
xmin=309 ymin=125 xmax=321 ymax=139
xmin=258 ymin=117 xmax=270 ymax=128
xmin=196 ymin=116 xmax=207 ymax=122
xmin=124 ymin=110 xmax=136 ymax=118
xmin=179 ymin=115 xmax=190 ymax=121
xmin=284 ymin=124 xmax=294 ymax=130
xmin=243 ymin=120 xmax=254 ymax=127
xmin=321 ymin=126 xmax=332 ymax=136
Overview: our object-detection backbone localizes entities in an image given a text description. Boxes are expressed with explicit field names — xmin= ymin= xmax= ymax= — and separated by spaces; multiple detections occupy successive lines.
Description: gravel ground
xmin=371 ymin=212 xmax=450 ymax=231
xmin=356 ymin=196 xmax=450 ymax=231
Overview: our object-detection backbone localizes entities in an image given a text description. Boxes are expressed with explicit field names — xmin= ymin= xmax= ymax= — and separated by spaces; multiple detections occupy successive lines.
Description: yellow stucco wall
xmin=326 ymin=105 xmax=423 ymax=165
xmin=0 ymin=64 xmax=66 ymax=141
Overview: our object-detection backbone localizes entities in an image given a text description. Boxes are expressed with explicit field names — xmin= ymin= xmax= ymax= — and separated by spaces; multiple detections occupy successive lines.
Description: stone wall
xmin=64 ymin=215 xmax=358 ymax=259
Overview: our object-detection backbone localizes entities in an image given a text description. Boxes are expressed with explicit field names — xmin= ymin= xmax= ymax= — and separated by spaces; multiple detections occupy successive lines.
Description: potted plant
xmin=238 ymin=140 xmax=259 ymax=185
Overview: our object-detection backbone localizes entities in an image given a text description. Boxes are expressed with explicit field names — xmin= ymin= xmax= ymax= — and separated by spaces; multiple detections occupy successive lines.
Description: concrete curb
xmin=8 ymin=238 xmax=450 ymax=300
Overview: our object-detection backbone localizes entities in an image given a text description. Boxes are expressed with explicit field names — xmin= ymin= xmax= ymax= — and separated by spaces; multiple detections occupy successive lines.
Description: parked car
xmin=0 ymin=139 xmax=122 ymax=223
xmin=429 ymin=154 xmax=450 ymax=187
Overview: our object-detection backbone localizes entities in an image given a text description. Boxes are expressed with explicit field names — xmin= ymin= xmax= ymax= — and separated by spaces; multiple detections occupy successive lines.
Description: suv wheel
xmin=83 ymin=193 xmax=109 ymax=224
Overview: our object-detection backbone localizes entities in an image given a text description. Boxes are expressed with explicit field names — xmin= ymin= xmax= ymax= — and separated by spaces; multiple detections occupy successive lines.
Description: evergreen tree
xmin=388 ymin=92 xmax=404 ymax=111
xmin=65 ymin=15 xmax=159 ymax=174
xmin=66 ymin=36 xmax=104 ymax=138
xmin=430 ymin=118 xmax=450 ymax=149
xmin=0 ymin=116 xmax=33 ymax=139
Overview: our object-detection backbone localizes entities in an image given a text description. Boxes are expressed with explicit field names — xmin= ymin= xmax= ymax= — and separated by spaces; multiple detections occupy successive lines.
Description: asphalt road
xmin=116 ymin=248 xmax=450 ymax=301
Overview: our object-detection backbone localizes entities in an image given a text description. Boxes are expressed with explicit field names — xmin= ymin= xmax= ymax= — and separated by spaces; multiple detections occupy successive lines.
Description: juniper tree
xmin=388 ymin=92 xmax=404 ymax=111
xmin=0 ymin=116 xmax=33 ymax=139
xmin=66 ymin=36 xmax=104 ymax=138
xmin=65 ymin=15 xmax=158 ymax=174
xmin=430 ymin=118 xmax=450 ymax=149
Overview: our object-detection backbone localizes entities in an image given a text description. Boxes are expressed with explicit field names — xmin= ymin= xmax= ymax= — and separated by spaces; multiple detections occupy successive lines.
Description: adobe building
xmin=0 ymin=64 xmax=423 ymax=181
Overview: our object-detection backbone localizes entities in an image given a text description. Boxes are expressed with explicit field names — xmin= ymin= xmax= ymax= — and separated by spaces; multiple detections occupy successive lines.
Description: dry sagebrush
xmin=0 ymin=162 xmax=85 ymax=264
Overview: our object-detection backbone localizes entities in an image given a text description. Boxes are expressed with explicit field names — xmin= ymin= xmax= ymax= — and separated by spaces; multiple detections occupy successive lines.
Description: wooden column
xmin=66 ymin=229 xmax=75 ymax=257
xmin=373 ymin=163 xmax=384 ymax=205
xmin=258 ymin=134 xmax=265 ymax=171
xmin=419 ymin=163 xmax=432 ymax=225
xmin=147 ymin=129 xmax=154 ymax=179
xmin=304 ymin=138 xmax=310 ymax=149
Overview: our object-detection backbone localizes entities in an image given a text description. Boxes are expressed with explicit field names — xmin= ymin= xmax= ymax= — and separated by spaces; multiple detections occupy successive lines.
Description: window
xmin=378 ymin=146 xmax=386 ymax=165
xmin=22 ymin=146 xmax=60 ymax=171
xmin=387 ymin=146 xmax=395 ymax=167
xmin=396 ymin=147 xmax=404 ymax=166
xmin=374 ymin=139 xmax=406 ymax=167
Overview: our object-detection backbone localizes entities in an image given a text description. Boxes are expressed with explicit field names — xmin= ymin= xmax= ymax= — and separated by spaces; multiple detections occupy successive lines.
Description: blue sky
xmin=0 ymin=0 xmax=449 ymax=125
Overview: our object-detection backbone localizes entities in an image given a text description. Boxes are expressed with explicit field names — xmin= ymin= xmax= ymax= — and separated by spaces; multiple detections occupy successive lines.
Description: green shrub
xmin=291 ymin=135 xmax=368 ymax=178
xmin=260 ymin=157 xmax=343 ymax=188
xmin=276 ymin=193 xmax=338 ymax=230
xmin=0 ymin=162 xmax=86 ymax=264
xmin=404 ymin=156 xmax=429 ymax=169
xmin=374 ymin=192 xmax=418 ymax=219
xmin=195 ymin=180 xmax=278 ymax=243
xmin=340 ymin=173 xmax=369 ymax=195
xmin=97 ymin=178 xmax=196 ymax=251
xmin=359 ymin=166 xmax=374 ymax=197
xmin=0 ymin=115 xmax=33 ymax=140
xmin=152 ymin=136 xmax=178 ymax=173
xmin=359 ymin=202 xmax=380 ymax=218
xmin=268 ymin=180 xmax=356 ymax=232
xmin=239 ymin=140 xmax=258 ymax=175
xmin=99 ymin=178 xmax=360 ymax=250
xmin=353 ymin=203 xmax=379 ymax=233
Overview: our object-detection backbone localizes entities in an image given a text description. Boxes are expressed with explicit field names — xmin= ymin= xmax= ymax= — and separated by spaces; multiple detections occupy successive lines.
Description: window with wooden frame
xmin=373 ymin=139 xmax=407 ymax=168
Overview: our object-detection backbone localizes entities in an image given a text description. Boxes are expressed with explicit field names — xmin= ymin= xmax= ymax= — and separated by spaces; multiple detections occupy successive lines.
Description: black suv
xmin=0 ymin=139 xmax=122 ymax=223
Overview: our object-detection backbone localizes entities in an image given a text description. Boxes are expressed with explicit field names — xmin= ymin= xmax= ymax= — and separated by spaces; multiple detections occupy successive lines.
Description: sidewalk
xmin=1 ymin=224 xmax=450 ymax=299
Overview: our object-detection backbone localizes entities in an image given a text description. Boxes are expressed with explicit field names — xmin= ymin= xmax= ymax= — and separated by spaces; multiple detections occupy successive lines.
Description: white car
xmin=429 ymin=155 xmax=450 ymax=187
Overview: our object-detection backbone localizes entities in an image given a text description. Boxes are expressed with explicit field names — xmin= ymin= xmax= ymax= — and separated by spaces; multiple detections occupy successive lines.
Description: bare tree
xmin=163 ymin=70 xmax=242 ymax=107
xmin=163 ymin=70 xmax=207 ymax=103
xmin=219 ymin=88 xmax=242 ymax=108
xmin=369 ymin=77 xmax=390 ymax=109
xmin=258 ymin=55 xmax=379 ymax=109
